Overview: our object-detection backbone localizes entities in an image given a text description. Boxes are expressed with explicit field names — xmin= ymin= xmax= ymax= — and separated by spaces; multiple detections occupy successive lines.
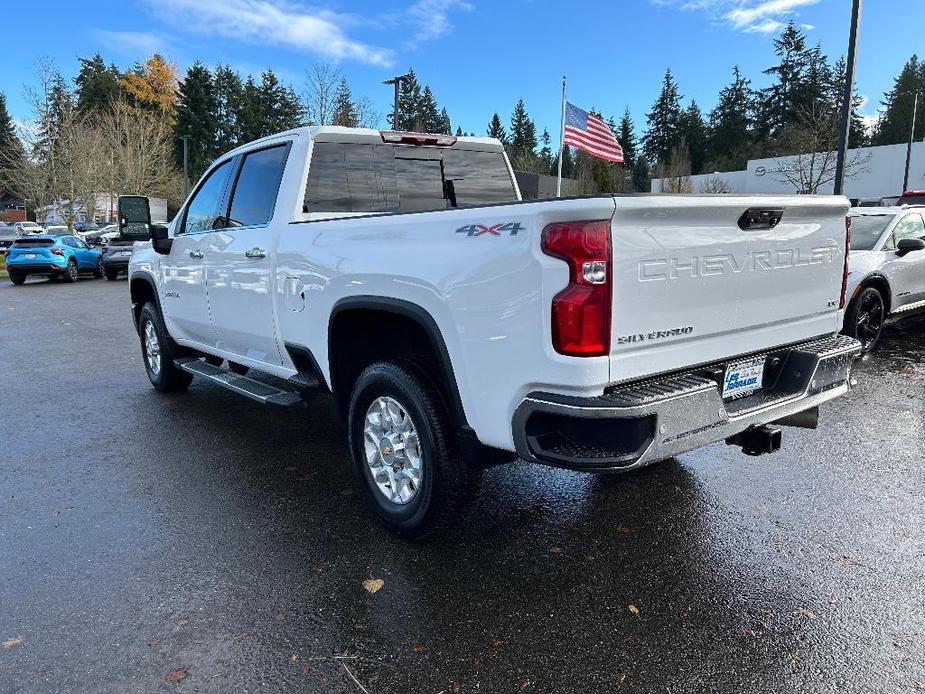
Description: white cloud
xmin=405 ymin=0 xmax=472 ymax=47
xmin=652 ymin=0 xmax=819 ymax=34
xmin=147 ymin=0 xmax=395 ymax=67
xmin=96 ymin=29 xmax=168 ymax=55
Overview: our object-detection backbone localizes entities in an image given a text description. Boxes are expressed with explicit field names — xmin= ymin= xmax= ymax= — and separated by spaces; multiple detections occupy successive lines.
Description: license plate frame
xmin=722 ymin=357 xmax=765 ymax=400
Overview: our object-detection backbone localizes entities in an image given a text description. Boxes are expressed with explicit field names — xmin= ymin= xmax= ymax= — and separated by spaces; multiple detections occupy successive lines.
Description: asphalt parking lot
xmin=1 ymin=276 xmax=923 ymax=694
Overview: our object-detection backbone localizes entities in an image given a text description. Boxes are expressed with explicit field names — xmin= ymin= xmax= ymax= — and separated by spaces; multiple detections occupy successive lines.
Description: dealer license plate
xmin=25 ymin=253 xmax=36 ymax=259
xmin=722 ymin=357 xmax=765 ymax=400
xmin=120 ymin=251 xmax=132 ymax=256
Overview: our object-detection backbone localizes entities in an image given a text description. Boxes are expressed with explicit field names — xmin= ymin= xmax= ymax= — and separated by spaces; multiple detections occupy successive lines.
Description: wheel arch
xmin=328 ymin=296 xmax=468 ymax=431
xmin=852 ymin=273 xmax=892 ymax=313
xmin=129 ymin=271 xmax=162 ymax=330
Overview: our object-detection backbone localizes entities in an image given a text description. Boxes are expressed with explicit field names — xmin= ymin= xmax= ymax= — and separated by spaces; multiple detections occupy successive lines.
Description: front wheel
xmin=843 ymin=286 xmax=885 ymax=353
xmin=347 ymin=360 xmax=479 ymax=538
xmin=138 ymin=302 xmax=193 ymax=393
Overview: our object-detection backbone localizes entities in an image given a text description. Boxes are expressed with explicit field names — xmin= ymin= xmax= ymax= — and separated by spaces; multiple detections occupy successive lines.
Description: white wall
xmin=652 ymin=141 xmax=925 ymax=200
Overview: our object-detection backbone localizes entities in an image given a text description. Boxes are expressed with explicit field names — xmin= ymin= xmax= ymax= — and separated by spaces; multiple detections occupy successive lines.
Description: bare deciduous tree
xmin=655 ymin=140 xmax=693 ymax=193
xmin=771 ymin=105 xmax=871 ymax=194
xmin=699 ymin=175 xmax=733 ymax=194
xmin=303 ymin=63 xmax=340 ymax=126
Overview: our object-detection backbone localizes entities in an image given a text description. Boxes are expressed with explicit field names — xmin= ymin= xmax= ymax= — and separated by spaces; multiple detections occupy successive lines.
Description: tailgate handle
xmin=738 ymin=208 xmax=783 ymax=231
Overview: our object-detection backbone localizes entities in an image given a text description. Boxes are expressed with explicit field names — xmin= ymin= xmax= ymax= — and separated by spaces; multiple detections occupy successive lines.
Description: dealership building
xmin=651 ymin=140 xmax=925 ymax=202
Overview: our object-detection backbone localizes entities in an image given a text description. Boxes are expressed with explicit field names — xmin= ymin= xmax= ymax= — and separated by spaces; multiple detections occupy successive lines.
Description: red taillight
xmin=51 ymin=248 xmax=64 ymax=256
xmin=542 ymin=220 xmax=611 ymax=357
xmin=839 ymin=216 xmax=851 ymax=309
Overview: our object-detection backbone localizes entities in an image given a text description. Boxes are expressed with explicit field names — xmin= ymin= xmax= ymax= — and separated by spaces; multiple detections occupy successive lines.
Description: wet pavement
xmin=1 ymin=277 xmax=923 ymax=694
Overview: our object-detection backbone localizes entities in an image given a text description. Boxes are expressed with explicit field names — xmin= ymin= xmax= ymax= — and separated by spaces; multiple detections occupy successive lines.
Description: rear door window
xmin=226 ymin=143 xmax=291 ymax=228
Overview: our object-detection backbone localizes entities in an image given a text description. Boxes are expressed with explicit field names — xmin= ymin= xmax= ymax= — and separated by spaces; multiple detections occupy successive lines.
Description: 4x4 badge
xmin=456 ymin=222 xmax=525 ymax=237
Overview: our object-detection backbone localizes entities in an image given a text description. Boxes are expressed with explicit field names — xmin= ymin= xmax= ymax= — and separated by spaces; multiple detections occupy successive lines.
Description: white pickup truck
xmin=124 ymin=126 xmax=861 ymax=536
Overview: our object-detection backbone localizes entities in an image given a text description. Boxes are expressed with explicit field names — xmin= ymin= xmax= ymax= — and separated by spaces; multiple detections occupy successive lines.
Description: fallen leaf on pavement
xmin=412 ymin=644 xmax=427 ymax=653
xmin=2 ymin=635 xmax=23 ymax=649
xmin=472 ymin=657 xmax=481 ymax=671
xmin=518 ymin=678 xmax=532 ymax=690
xmin=165 ymin=667 xmax=188 ymax=684
xmin=490 ymin=639 xmax=503 ymax=648
xmin=276 ymin=611 xmax=286 ymax=621
xmin=450 ymin=680 xmax=461 ymax=693
xmin=614 ymin=524 xmax=633 ymax=533
xmin=628 ymin=604 xmax=640 ymax=616
xmin=362 ymin=578 xmax=384 ymax=594
xmin=795 ymin=608 xmax=816 ymax=619
xmin=549 ymin=546 xmax=562 ymax=556
xmin=177 ymin=618 xmax=189 ymax=627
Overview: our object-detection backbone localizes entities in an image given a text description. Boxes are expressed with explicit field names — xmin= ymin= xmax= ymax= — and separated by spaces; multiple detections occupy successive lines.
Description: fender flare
xmin=852 ymin=272 xmax=892 ymax=312
xmin=328 ymin=296 xmax=469 ymax=431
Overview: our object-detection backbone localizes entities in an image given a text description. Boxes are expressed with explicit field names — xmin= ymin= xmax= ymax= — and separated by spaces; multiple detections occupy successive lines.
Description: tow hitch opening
xmin=726 ymin=425 xmax=782 ymax=456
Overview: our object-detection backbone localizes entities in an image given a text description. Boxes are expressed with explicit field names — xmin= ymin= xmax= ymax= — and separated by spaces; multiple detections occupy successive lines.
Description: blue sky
xmin=2 ymin=0 xmax=921 ymax=139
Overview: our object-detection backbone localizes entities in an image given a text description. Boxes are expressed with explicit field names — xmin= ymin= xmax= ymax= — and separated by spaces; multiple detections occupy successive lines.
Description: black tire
xmin=93 ymin=257 xmax=104 ymax=278
xmin=347 ymin=359 xmax=479 ymax=538
xmin=9 ymin=272 xmax=25 ymax=285
xmin=138 ymin=302 xmax=193 ymax=393
xmin=62 ymin=259 xmax=78 ymax=283
xmin=104 ymin=268 xmax=119 ymax=281
xmin=843 ymin=286 xmax=885 ymax=353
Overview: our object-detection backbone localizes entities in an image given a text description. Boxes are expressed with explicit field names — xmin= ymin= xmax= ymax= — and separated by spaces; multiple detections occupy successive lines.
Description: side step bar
xmin=175 ymin=358 xmax=306 ymax=409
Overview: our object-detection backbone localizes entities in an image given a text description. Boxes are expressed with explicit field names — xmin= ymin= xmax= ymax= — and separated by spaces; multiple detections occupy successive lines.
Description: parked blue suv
xmin=5 ymin=232 xmax=103 ymax=285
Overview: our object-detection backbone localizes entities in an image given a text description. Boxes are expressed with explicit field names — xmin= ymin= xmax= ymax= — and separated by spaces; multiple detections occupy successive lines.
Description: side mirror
xmin=896 ymin=238 xmax=925 ymax=256
xmin=151 ymin=224 xmax=172 ymax=255
xmin=117 ymin=196 xmax=152 ymax=241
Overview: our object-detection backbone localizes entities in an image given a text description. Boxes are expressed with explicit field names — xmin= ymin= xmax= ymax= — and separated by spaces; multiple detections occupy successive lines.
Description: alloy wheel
xmin=855 ymin=290 xmax=884 ymax=350
xmin=144 ymin=320 xmax=161 ymax=377
xmin=363 ymin=396 xmax=423 ymax=505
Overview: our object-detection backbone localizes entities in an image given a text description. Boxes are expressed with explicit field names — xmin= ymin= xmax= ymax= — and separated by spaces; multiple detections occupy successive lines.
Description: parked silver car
xmin=843 ymin=206 xmax=925 ymax=351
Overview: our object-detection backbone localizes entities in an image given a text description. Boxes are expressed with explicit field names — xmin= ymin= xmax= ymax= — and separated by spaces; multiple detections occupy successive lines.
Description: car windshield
xmin=849 ymin=215 xmax=893 ymax=250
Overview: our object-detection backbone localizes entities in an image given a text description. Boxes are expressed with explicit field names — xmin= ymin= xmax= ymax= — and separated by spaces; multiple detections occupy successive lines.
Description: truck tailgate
xmin=608 ymin=195 xmax=849 ymax=383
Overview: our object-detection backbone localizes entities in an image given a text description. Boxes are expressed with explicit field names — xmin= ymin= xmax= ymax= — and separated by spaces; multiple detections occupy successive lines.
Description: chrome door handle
xmin=244 ymin=248 xmax=266 ymax=259
xmin=189 ymin=250 xmax=204 ymax=259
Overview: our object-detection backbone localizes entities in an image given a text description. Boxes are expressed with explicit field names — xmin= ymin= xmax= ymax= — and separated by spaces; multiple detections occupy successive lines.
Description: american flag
xmin=563 ymin=102 xmax=624 ymax=163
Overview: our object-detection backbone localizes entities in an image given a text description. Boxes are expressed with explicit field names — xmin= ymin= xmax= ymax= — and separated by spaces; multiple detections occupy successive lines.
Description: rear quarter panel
xmin=274 ymin=197 xmax=617 ymax=450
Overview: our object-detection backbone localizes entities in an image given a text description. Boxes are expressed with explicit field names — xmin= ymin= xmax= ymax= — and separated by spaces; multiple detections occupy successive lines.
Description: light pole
xmin=834 ymin=0 xmax=861 ymax=196
xmin=383 ymin=73 xmax=412 ymax=130
xmin=902 ymin=91 xmax=919 ymax=192
xmin=179 ymin=135 xmax=190 ymax=200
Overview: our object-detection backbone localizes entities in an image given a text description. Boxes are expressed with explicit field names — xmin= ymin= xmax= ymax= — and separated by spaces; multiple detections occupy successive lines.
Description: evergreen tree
xmin=874 ymin=55 xmax=925 ymax=146
xmin=455 ymin=125 xmax=463 ymax=136
xmin=707 ymin=66 xmax=755 ymax=171
xmin=681 ymin=100 xmax=708 ymax=175
xmin=438 ymin=107 xmax=452 ymax=135
xmin=35 ymin=72 xmax=72 ymax=163
xmin=509 ymin=98 xmax=537 ymax=157
xmin=539 ymin=127 xmax=553 ymax=174
xmin=487 ymin=112 xmax=506 ymax=143
xmin=618 ymin=108 xmax=637 ymax=168
xmin=830 ymin=56 xmax=868 ymax=148
xmin=174 ymin=62 xmax=218 ymax=181
xmin=644 ymin=69 xmax=684 ymax=166
xmin=759 ymin=22 xmax=812 ymax=138
xmin=259 ymin=69 xmax=302 ymax=135
xmin=74 ymin=54 xmax=121 ymax=114
xmin=396 ymin=69 xmax=422 ymax=131
xmin=239 ymin=76 xmax=265 ymax=142
xmin=418 ymin=86 xmax=441 ymax=132
xmin=213 ymin=65 xmax=245 ymax=152
xmin=0 ymin=92 xmax=24 ymax=189
xmin=632 ymin=155 xmax=651 ymax=192
xmin=331 ymin=76 xmax=358 ymax=127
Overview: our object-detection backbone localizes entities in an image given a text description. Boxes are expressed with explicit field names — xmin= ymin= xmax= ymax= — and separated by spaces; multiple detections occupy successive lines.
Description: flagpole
xmin=556 ymin=74 xmax=567 ymax=198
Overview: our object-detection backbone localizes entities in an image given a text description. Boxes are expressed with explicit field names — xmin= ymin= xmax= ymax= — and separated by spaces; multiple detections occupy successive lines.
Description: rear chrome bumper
xmin=512 ymin=334 xmax=862 ymax=472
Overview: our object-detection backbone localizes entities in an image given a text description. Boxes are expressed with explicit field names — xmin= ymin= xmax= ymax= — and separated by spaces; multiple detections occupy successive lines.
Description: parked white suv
xmin=843 ymin=206 xmax=925 ymax=351
xmin=125 ymin=126 xmax=860 ymax=536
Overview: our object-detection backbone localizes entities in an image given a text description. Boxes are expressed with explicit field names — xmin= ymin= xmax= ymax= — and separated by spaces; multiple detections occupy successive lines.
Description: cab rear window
xmin=303 ymin=142 xmax=517 ymax=214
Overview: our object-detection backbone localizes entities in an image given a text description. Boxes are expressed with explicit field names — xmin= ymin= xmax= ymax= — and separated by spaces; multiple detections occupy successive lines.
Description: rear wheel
xmin=347 ymin=360 xmax=479 ymax=538
xmin=93 ymin=258 xmax=104 ymax=278
xmin=9 ymin=272 xmax=25 ymax=285
xmin=62 ymin=259 xmax=78 ymax=283
xmin=844 ymin=286 xmax=885 ymax=353
xmin=139 ymin=302 xmax=193 ymax=393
